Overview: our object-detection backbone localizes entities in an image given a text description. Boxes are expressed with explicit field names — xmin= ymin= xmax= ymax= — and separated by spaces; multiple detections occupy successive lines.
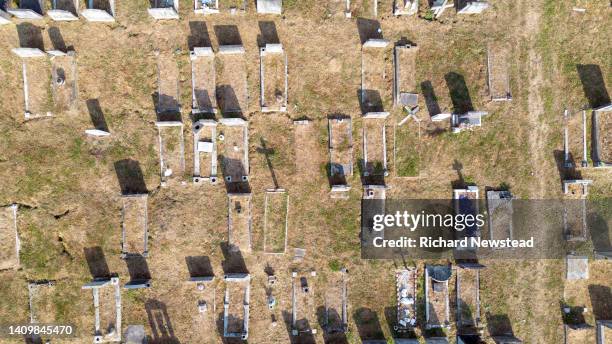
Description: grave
xmin=219 ymin=117 xmax=249 ymax=185
xmin=362 ymin=117 xmax=389 ymax=184
xmin=217 ymin=44 xmax=248 ymax=114
xmin=393 ymin=44 xmax=419 ymax=109
xmin=566 ymin=254 xmax=589 ymax=280
xmin=0 ymin=2 xmax=10 ymax=24
xmin=156 ymin=50 xmax=181 ymax=115
xmin=395 ymin=267 xmax=417 ymax=332
xmin=228 ymin=192 xmax=252 ymax=253
xmin=361 ymin=39 xmax=391 ymax=117
xmin=256 ymin=0 xmax=281 ymax=14
xmin=563 ymin=180 xmax=591 ymax=242
xmin=291 ymin=270 xmax=318 ymax=336
xmin=27 ymin=280 xmax=57 ymax=324
xmin=148 ymin=0 xmax=179 ymax=19
xmin=82 ymin=277 xmax=122 ymax=343
xmin=454 ymin=186 xmax=480 ymax=255
xmin=263 ymin=188 xmax=289 ymax=254
xmin=565 ymin=323 xmax=595 ymax=344
xmin=191 ymin=47 xmax=217 ymax=115
xmin=12 ymin=48 xmax=54 ymax=120
xmin=124 ymin=325 xmax=146 ymax=344
xmin=593 ymin=105 xmax=612 ymax=167
xmin=457 ymin=0 xmax=489 ymax=14
xmin=487 ymin=44 xmax=512 ymax=101
xmin=596 ymin=320 xmax=612 ymax=344
xmin=155 ymin=121 xmax=185 ymax=186
xmin=430 ymin=0 xmax=453 ymax=18
xmin=121 ymin=194 xmax=149 ymax=258
xmin=49 ymin=50 xmax=78 ymax=112
xmin=328 ymin=117 xmax=353 ymax=199
xmin=456 ymin=264 xmax=484 ymax=331
xmin=192 ymin=119 xmax=218 ymax=184
xmin=451 ymin=111 xmax=489 ymax=133
xmin=47 ymin=0 xmax=79 ymax=20
xmin=223 ymin=273 xmax=250 ymax=340
xmin=259 ymin=43 xmax=288 ymax=113
xmin=81 ymin=0 xmax=115 ymax=21
xmin=394 ymin=0 xmax=418 ymax=16
xmin=7 ymin=0 xmax=44 ymax=19
xmin=324 ymin=268 xmax=349 ymax=334
xmin=186 ymin=272 xmax=216 ymax=331
xmin=0 ymin=205 xmax=20 ymax=271
xmin=486 ymin=191 xmax=514 ymax=244
xmin=424 ymin=264 xmax=451 ymax=329
xmin=194 ymin=0 xmax=219 ymax=14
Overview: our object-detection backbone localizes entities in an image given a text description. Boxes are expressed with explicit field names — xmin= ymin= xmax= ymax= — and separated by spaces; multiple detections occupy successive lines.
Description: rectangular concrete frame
xmin=361 ymin=185 xmax=386 ymax=247
xmin=361 ymin=39 xmax=390 ymax=118
xmin=395 ymin=267 xmax=417 ymax=332
xmin=487 ymin=44 xmax=512 ymax=101
xmin=451 ymin=111 xmax=488 ymax=133
xmin=81 ymin=0 xmax=115 ymax=21
xmin=291 ymin=270 xmax=318 ymax=336
xmin=424 ymin=265 xmax=450 ymax=330
xmin=27 ymin=280 xmax=55 ymax=323
xmin=192 ymin=119 xmax=218 ymax=184
xmin=263 ymin=188 xmax=289 ymax=254
xmin=394 ymin=0 xmax=418 ymax=15
xmin=457 ymin=1 xmax=489 ymax=14
xmin=256 ymin=0 xmax=281 ymax=14
xmin=0 ymin=204 xmax=20 ymax=271
xmin=593 ymin=105 xmax=612 ymax=167
xmin=48 ymin=0 xmax=79 ymax=20
xmin=431 ymin=0 xmax=452 ymax=18
xmin=155 ymin=121 xmax=185 ymax=186
xmin=157 ymin=51 xmax=181 ymax=114
xmin=393 ymin=44 xmax=419 ymax=108
xmin=328 ymin=117 xmax=353 ymax=198
xmin=217 ymin=45 xmax=248 ymax=114
xmin=191 ymin=47 xmax=217 ymax=114
xmin=324 ymin=268 xmax=348 ymax=334
xmin=194 ymin=0 xmax=219 ymax=14
xmin=223 ymin=273 xmax=250 ymax=340
xmin=49 ymin=50 xmax=78 ymax=112
xmin=362 ymin=117 xmax=388 ymax=178
xmin=228 ymin=192 xmax=252 ymax=253
xmin=12 ymin=48 xmax=54 ymax=120
xmin=219 ymin=117 xmax=250 ymax=182
xmin=563 ymin=180 xmax=591 ymax=241
xmin=259 ymin=43 xmax=288 ymax=113
xmin=454 ymin=186 xmax=480 ymax=252
xmin=7 ymin=0 xmax=44 ymax=19
xmin=486 ymin=190 xmax=514 ymax=244
xmin=148 ymin=0 xmax=179 ymax=19
xmin=456 ymin=264 xmax=483 ymax=330
xmin=82 ymin=277 xmax=122 ymax=343
xmin=121 ymin=194 xmax=149 ymax=259
xmin=596 ymin=320 xmax=612 ymax=344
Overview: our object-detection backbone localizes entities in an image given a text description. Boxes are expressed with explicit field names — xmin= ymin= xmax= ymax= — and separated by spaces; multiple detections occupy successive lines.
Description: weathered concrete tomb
xmin=194 ymin=0 xmax=219 ymax=14
xmin=155 ymin=121 xmax=186 ymax=186
xmin=425 ymin=264 xmax=451 ymax=329
xmin=328 ymin=117 xmax=354 ymax=198
xmin=121 ymin=194 xmax=149 ymax=258
xmin=149 ymin=0 xmax=179 ymax=19
xmin=223 ymin=273 xmax=250 ymax=340
xmin=228 ymin=192 xmax=252 ymax=253
xmin=259 ymin=43 xmax=288 ymax=113
xmin=191 ymin=47 xmax=217 ymax=115
xmin=48 ymin=0 xmax=79 ymax=20
xmin=0 ymin=205 xmax=20 ymax=271
xmin=81 ymin=0 xmax=115 ymax=21
xmin=192 ymin=119 xmax=218 ymax=184
xmin=82 ymin=277 xmax=122 ymax=343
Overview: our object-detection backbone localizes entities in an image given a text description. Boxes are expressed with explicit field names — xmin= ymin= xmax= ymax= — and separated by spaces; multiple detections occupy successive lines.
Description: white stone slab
xmin=11 ymin=48 xmax=46 ymax=58
xmin=148 ymin=7 xmax=179 ymax=19
xmin=81 ymin=8 xmax=114 ymax=22
xmin=8 ymin=8 xmax=43 ymax=19
xmin=48 ymin=9 xmax=78 ymax=21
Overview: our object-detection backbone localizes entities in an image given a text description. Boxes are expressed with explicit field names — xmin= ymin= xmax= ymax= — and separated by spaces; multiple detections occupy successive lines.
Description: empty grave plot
xmin=393 ymin=44 xmax=418 ymax=108
xmin=156 ymin=122 xmax=185 ymax=185
xmin=328 ymin=117 xmax=354 ymax=187
xmin=217 ymin=46 xmax=248 ymax=114
xmin=157 ymin=51 xmax=181 ymax=114
xmin=362 ymin=118 xmax=388 ymax=179
xmin=220 ymin=118 xmax=249 ymax=182
xmin=180 ymin=278 xmax=216 ymax=339
xmin=361 ymin=40 xmax=391 ymax=115
xmin=260 ymin=44 xmax=288 ymax=112
xmin=228 ymin=193 xmax=252 ymax=253
xmin=223 ymin=274 xmax=250 ymax=340
xmin=324 ymin=269 xmax=348 ymax=334
xmin=191 ymin=47 xmax=217 ymax=114
xmin=28 ymin=281 xmax=60 ymax=324
xmin=595 ymin=110 xmax=612 ymax=166
xmin=565 ymin=110 xmax=588 ymax=168
xmin=49 ymin=51 xmax=77 ymax=112
xmin=293 ymin=120 xmax=320 ymax=177
xmin=563 ymin=198 xmax=587 ymax=241
xmin=121 ymin=194 xmax=148 ymax=258
xmin=291 ymin=271 xmax=317 ymax=336
xmin=192 ymin=120 xmax=218 ymax=184
xmin=0 ymin=205 xmax=19 ymax=271
xmin=47 ymin=0 xmax=79 ymax=20
xmin=425 ymin=265 xmax=451 ymax=329
xmin=456 ymin=267 xmax=481 ymax=328
xmin=487 ymin=44 xmax=512 ymax=101
xmin=263 ymin=189 xmax=288 ymax=254
xmin=16 ymin=51 xmax=54 ymax=119
xmin=393 ymin=121 xmax=421 ymax=178
xmin=82 ymin=278 xmax=121 ymax=343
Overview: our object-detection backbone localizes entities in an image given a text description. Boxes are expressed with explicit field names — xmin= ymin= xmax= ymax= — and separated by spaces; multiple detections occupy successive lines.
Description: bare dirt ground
xmin=0 ymin=0 xmax=609 ymax=343
xmin=487 ymin=43 xmax=509 ymax=100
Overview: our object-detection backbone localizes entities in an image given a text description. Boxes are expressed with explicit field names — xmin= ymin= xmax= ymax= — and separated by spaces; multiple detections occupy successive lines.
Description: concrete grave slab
xmin=486 ymin=191 xmax=514 ymax=244
xmin=395 ymin=267 xmax=417 ymax=332
xmin=12 ymin=48 xmax=54 ymax=119
xmin=451 ymin=111 xmax=488 ymax=133
xmin=50 ymin=50 xmax=78 ymax=112
xmin=219 ymin=118 xmax=249 ymax=183
xmin=121 ymin=194 xmax=148 ymax=258
xmin=47 ymin=0 xmax=79 ymax=20
xmin=148 ymin=0 xmax=179 ymax=19
xmin=191 ymin=47 xmax=217 ymax=114
xmin=457 ymin=0 xmax=489 ymax=14
xmin=0 ymin=9 xmax=11 ymax=24
xmin=194 ymin=0 xmax=219 ymax=14
xmin=394 ymin=44 xmax=419 ymax=108
xmin=328 ymin=117 xmax=353 ymax=198
xmin=155 ymin=121 xmax=185 ymax=186
xmin=425 ymin=264 xmax=451 ymax=329
xmin=8 ymin=0 xmax=44 ymax=19
xmin=81 ymin=0 xmax=115 ymax=21
xmin=0 ymin=205 xmax=19 ymax=271
xmin=82 ymin=277 xmax=122 ymax=343
xmin=394 ymin=0 xmax=418 ymax=15
xmin=192 ymin=119 xmax=218 ymax=184
xmin=223 ymin=273 xmax=250 ymax=340
xmin=362 ymin=39 xmax=391 ymax=117
xmin=362 ymin=117 xmax=388 ymax=183
xmin=260 ymin=43 xmax=288 ymax=113
xmin=124 ymin=325 xmax=146 ymax=344
xmin=324 ymin=268 xmax=349 ymax=335
xmin=256 ymin=0 xmax=281 ymax=14
xmin=291 ymin=270 xmax=318 ymax=337
xmin=566 ymin=255 xmax=589 ymax=280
